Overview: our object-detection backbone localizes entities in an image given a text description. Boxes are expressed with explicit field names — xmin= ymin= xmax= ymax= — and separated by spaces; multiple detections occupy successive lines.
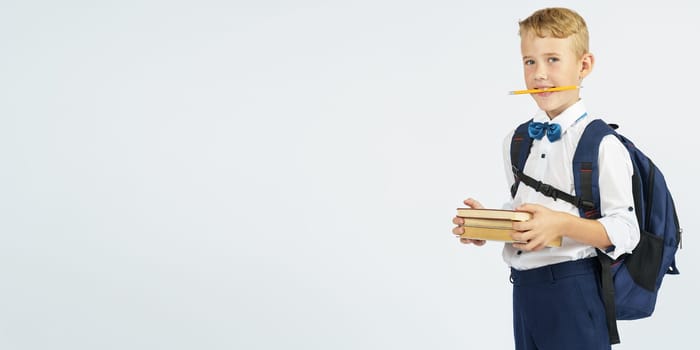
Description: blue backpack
xmin=510 ymin=118 xmax=682 ymax=345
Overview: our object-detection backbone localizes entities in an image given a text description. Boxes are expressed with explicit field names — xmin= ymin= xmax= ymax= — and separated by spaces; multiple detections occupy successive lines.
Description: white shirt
xmin=501 ymin=100 xmax=640 ymax=270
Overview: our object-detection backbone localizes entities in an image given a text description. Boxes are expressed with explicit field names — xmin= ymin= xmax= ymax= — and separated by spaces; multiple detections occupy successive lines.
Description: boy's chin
xmin=534 ymin=100 xmax=555 ymax=112
xmin=536 ymin=103 xmax=564 ymax=118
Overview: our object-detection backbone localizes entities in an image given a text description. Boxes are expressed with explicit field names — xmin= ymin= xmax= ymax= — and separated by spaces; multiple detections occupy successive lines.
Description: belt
xmin=510 ymin=257 xmax=598 ymax=286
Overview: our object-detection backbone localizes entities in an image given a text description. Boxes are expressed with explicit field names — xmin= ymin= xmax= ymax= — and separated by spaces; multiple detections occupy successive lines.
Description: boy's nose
xmin=535 ymin=69 xmax=548 ymax=80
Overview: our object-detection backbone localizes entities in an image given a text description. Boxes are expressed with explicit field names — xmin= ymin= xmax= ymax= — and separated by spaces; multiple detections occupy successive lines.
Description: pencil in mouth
xmin=509 ymin=85 xmax=581 ymax=95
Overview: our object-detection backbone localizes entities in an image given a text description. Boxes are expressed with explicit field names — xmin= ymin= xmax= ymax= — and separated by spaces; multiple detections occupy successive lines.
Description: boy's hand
xmin=510 ymin=203 xmax=566 ymax=251
xmin=452 ymin=198 xmax=486 ymax=246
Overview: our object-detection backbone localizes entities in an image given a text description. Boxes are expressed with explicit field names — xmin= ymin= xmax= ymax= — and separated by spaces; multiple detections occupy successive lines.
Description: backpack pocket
xmin=624 ymin=230 xmax=663 ymax=292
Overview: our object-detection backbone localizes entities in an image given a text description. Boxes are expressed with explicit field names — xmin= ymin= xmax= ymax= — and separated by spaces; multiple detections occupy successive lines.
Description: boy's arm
xmin=593 ymin=135 xmax=641 ymax=258
xmin=501 ymin=129 xmax=516 ymax=210
xmin=511 ymin=204 xmax=611 ymax=251
xmin=500 ymin=129 xmax=517 ymax=210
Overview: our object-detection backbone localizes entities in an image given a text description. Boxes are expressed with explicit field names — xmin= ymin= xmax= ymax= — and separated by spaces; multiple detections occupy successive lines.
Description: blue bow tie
xmin=528 ymin=121 xmax=562 ymax=142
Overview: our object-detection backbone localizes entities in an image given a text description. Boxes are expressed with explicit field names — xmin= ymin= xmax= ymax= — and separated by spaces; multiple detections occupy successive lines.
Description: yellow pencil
xmin=509 ymin=85 xmax=581 ymax=95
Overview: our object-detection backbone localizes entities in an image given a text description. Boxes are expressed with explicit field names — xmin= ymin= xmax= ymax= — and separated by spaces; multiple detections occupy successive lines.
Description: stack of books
xmin=456 ymin=208 xmax=562 ymax=247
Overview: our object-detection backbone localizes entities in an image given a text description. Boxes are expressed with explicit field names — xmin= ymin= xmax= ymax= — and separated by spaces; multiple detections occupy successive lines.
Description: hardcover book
xmin=456 ymin=208 xmax=562 ymax=247
xmin=456 ymin=208 xmax=532 ymax=221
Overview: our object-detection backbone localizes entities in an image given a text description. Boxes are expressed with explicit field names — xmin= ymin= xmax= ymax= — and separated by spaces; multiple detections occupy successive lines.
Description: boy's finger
xmin=512 ymin=242 xmax=528 ymax=250
xmin=510 ymin=231 xmax=527 ymax=242
xmin=460 ymin=237 xmax=486 ymax=245
xmin=463 ymin=198 xmax=484 ymax=209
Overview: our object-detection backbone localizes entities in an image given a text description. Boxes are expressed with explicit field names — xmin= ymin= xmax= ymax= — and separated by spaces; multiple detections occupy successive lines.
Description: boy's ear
xmin=579 ymin=53 xmax=595 ymax=80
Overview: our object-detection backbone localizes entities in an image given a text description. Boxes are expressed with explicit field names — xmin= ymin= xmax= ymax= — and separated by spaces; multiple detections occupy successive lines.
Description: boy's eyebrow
xmin=521 ymin=52 xmax=562 ymax=60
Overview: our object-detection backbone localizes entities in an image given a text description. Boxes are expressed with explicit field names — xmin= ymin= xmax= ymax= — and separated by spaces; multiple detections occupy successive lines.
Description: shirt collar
xmin=532 ymin=99 xmax=588 ymax=135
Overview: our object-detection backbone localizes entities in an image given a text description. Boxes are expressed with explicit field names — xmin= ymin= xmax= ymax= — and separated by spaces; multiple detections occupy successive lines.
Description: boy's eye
xmin=548 ymin=57 xmax=559 ymax=63
xmin=524 ymin=59 xmax=535 ymax=65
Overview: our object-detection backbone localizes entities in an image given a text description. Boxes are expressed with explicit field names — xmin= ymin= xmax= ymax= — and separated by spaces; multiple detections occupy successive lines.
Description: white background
xmin=1 ymin=0 xmax=698 ymax=349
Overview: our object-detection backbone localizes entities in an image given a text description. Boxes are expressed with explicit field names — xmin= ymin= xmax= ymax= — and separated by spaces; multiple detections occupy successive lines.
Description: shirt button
xmin=540 ymin=153 xmax=546 ymax=159
xmin=628 ymin=206 xmax=634 ymax=212
xmin=517 ymin=250 xmax=523 ymax=255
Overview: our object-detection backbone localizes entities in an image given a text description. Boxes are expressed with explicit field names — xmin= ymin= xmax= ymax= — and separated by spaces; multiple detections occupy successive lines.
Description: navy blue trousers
xmin=511 ymin=258 xmax=611 ymax=350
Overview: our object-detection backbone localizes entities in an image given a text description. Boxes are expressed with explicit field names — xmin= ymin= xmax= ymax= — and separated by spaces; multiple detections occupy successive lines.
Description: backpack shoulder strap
xmin=510 ymin=120 xmax=534 ymax=198
xmin=572 ymin=119 xmax=616 ymax=219
xmin=574 ymin=119 xmax=621 ymax=345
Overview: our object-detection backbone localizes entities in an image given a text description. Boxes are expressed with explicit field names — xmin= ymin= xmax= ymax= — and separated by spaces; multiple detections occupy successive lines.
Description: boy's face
xmin=520 ymin=31 xmax=594 ymax=118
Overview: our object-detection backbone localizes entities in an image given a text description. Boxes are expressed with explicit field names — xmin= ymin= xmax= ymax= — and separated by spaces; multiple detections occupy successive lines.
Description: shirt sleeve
xmin=597 ymin=135 xmax=641 ymax=259
xmin=501 ymin=130 xmax=516 ymax=210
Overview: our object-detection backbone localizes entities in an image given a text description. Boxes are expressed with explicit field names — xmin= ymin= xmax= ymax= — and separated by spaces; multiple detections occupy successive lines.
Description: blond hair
xmin=519 ymin=7 xmax=589 ymax=57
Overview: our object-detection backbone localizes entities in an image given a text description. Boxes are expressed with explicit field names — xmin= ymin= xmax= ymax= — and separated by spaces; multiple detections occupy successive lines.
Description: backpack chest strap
xmin=512 ymin=165 xmax=596 ymax=211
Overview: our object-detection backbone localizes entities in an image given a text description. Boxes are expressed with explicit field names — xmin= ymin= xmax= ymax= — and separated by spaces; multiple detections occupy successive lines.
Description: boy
xmin=451 ymin=8 xmax=640 ymax=350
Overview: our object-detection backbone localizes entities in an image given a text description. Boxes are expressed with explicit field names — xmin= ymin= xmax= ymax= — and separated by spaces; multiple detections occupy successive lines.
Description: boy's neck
xmin=546 ymin=113 xmax=561 ymax=121
xmin=545 ymin=98 xmax=582 ymax=120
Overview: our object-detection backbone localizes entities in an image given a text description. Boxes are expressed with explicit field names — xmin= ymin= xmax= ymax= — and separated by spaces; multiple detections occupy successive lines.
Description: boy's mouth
xmin=534 ymin=88 xmax=554 ymax=97
xmin=510 ymin=85 xmax=579 ymax=95
xmin=533 ymin=86 xmax=560 ymax=96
